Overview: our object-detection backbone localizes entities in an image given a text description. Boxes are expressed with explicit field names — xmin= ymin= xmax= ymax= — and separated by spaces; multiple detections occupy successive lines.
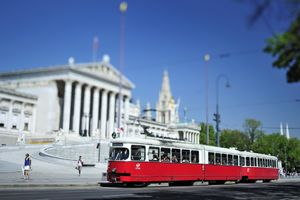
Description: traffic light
xmin=213 ymin=113 xmax=221 ymax=123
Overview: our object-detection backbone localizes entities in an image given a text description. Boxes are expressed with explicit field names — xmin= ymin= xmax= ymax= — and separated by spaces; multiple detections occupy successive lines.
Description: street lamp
xmin=117 ymin=2 xmax=128 ymax=130
xmin=214 ymin=74 xmax=230 ymax=147
xmin=204 ymin=53 xmax=210 ymax=145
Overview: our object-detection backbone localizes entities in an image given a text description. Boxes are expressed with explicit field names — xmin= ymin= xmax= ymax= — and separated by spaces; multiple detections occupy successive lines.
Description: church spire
xmin=161 ymin=70 xmax=171 ymax=96
xmin=156 ymin=70 xmax=179 ymax=124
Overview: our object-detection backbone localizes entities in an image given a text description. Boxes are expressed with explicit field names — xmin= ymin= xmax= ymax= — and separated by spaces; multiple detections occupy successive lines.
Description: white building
xmin=0 ymin=56 xmax=134 ymax=143
xmin=0 ymin=87 xmax=37 ymax=145
xmin=0 ymin=57 xmax=200 ymax=145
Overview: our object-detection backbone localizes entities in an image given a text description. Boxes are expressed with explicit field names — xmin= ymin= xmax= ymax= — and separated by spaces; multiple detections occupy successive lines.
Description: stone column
xmin=123 ymin=96 xmax=130 ymax=136
xmin=100 ymin=90 xmax=108 ymax=139
xmin=108 ymin=92 xmax=116 ymax=138
xmin=63 ymin=80 xmax=72 ymax=133
xmin=124 ymin=96 xmax=129 ymax=122
xmin=83 ymin=85 xmax=91 ymax=136
xmin=73 ymin=83 xmax=82 ymax=135
xmin=6 ymin=100 xmax=12 ymax=132
xmin=32 ymin=105 xmax=37 ymax=135
xmin=19 ymin=103 xmax=25 ymax=131
xmin=193 ymin=133 xmax=196 ymax=143
xmin=91 ymin=88 xmax=100 ymax=137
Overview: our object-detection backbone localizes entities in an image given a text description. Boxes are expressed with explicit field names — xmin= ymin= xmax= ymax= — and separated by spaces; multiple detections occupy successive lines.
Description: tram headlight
xmin=111 ymin=168 xmax=117 ymax=173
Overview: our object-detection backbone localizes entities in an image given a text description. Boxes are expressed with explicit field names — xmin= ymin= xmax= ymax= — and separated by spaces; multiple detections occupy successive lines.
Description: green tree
xmin=243 ymin=118 xmax=263 ymax=144
xmin=246 ymin=0 xmax=300 ymax=83
xmin=252 ymin=133 xmax=300 ymax=172
xmin=252 ymin=133 xmax=287 ymax=157
xmin=220 ymin=129 xmax=251 ymax=151
xmin=286 ymin=138 xmax=300 ymax=172
xmin=264 ymin=14 xmax=300 ymax=83
xmin=199 ymin=123 xmax=216 ymax=146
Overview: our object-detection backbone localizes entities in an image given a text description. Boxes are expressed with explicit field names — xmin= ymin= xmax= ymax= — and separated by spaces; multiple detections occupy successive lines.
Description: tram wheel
xmin=125 ymin=182 xmax=149 ymax=187
xmin=208 ymin=180 xmax=225 ymax=185
xmin=263 ymin=179 xmax=271 ymax=183
xmin=169 ymin=181 xmax=194 ymax=186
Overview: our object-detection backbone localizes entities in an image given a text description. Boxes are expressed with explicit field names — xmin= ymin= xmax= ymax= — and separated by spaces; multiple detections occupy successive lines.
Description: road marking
xmin=100 ymin=194 xmax=152 ymax=199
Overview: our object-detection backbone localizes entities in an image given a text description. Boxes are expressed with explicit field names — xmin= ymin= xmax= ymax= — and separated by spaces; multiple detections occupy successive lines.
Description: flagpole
xmin=93 ymin=36 xmax=99 ymax=64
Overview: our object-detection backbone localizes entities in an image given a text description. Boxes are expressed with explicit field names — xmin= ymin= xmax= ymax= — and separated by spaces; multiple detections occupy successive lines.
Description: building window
xmin=24 ymin=123 xmax=29 ymax=131
xmin=0 ymin=123 xmax=4 ymax=128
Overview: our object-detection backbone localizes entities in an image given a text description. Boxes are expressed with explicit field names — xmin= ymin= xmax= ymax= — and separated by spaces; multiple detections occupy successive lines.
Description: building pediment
xmin=0 ymin=60 xmax=135 ymax=90
xmin=72 ymin=62 xmax=134 ymax=89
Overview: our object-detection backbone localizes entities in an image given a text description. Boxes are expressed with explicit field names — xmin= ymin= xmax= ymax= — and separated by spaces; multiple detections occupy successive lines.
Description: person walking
xmin=23 ymin=153 xmax=31 ymax=180
xmin=76 ymin=156 xmax=84 ymax=176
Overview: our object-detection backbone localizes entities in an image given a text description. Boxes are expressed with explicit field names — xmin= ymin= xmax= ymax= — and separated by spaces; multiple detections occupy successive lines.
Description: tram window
xmin=182 ymin=150 xmax=190 ymax=163
xmin=149 ymin=147 xmax=159 ymax=161
xmin=246 ymin=157 xmax=250 ymax=166
xmin=131 ymin=145 xmax=145 ymax=161
xmin=270 ymin=160 xmax=273 ymax=167
xmin=191 ymin=151 xmax=199 ymax=163
xmin=233 ymin=155 xmax=238 ymax=166
xmin=228 ymin=155 xmax=233 ymax=165
xmin=216 ymin=153 xmax=221 ymax=165
xmin=161 ymin=148 xmax=170 ymax=162
xmin=221 ymin=154 xmax=227 ymax=165
xmin=258 ymin=158 xmax=262 ymax=167
xmin=250 ymin=157 xmax=254 ymax=166
xmin=109 ymin=147 xmax=129 ymax=161
xmin=255 ymin=158 xmax=257 ymax=166
xmin=208 ymin=152 xmax=215 ymax=164
xmin=240 ymin=156 xmax=245 ymax=166
xmin=263 ymin=159 xmax=266 ymax=167
xmin=171 ymin=149 xmax=181 ymax=163
xmin=271 ymin=160 xmax=273 ymax=168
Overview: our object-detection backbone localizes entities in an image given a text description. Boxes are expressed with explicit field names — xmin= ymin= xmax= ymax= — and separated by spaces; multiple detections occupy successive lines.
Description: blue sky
xmin=0 ymin=0 xmax=299 ymax=138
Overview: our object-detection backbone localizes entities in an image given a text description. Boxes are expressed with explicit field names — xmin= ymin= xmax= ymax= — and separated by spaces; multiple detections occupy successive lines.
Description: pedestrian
xmin=76 ymin=156 xmax=84 ymax=176
xmin=23 ymin=153 xmax=31 ymax=180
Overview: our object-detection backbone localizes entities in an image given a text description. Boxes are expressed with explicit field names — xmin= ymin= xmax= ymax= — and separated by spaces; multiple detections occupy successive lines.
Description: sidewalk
xmin=0 ymin=145 xmax=107 ymax=187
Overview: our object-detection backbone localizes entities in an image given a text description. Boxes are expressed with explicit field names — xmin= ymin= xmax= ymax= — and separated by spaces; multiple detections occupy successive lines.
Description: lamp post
xmin=214 ymin=74 xmax=230 ymax=147
xmin=117 ymin=1 xmax=127 ymax=129
xmin=204 ymin=54 xmax=210 ymax=145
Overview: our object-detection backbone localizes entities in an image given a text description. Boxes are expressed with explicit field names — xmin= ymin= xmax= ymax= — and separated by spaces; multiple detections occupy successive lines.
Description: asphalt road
xmin=0 ymin=181 xmax=300 ymax=200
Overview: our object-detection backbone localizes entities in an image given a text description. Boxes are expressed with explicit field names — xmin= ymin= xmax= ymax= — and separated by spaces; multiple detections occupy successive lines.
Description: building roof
xmin=0 ymin=87 xmax=38 ymax=100
xmin=0 ymin=60 xmax=135 ymax=90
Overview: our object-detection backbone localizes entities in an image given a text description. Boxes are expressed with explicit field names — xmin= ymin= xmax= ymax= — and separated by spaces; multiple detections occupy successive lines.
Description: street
xmin=0 ymin=181 xmax=300 ymax=200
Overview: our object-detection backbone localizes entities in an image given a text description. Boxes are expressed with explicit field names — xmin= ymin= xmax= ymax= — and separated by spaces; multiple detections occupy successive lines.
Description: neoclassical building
xmin=0 ymin=56 xmax=134 ymax=141
xmin=0 ymin=87 xmax=37 ymax=144
xmin=0 ymin=57 xmax=200 ymax=145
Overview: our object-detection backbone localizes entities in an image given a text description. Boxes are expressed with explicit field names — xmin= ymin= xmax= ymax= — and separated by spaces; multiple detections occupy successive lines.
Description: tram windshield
xmin=109 ymin=147 xmax=129 ymax=161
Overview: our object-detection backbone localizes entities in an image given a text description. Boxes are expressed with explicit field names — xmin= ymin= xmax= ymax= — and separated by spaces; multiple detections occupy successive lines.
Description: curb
xmin=0 ymin=183 xmax=101 ymax=188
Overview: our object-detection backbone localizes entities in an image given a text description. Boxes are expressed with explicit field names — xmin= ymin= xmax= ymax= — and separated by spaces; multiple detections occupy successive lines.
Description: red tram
xmin=106 ymin=137 xmax=278 ymax=186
